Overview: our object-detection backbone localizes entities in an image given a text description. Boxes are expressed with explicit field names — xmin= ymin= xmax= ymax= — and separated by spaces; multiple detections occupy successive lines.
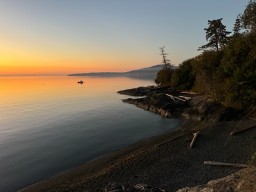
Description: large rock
xmin=176 ymin=167 xmax=256 ymax=192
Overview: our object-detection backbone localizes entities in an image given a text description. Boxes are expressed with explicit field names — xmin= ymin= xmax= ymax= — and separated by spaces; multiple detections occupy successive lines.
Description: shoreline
xmin=20 ymin=119 xmax=256 ymax=192
xmin=19 ymin=120 xmax=188 ymax=192
xmin=20 ymin=86 xmax=256 ymax=192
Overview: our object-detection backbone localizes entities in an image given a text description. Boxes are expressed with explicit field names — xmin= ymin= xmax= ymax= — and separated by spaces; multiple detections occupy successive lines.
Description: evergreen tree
xmin=233 ymin=15 xmax=241 ymax=35
xmin=198 ymin=18 xmax=231 ymax=51
xmin=241 ymin=0 xmax=256 ymax=32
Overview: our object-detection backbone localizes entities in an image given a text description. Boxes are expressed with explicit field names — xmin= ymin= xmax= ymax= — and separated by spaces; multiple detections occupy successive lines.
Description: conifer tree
xmin=241 ymin=0 xmax=256 ymax=32
xmin=233 ymin=15 xmax=241 ymax=35
xmin=198 ymin=18 xmax=231 ymax=51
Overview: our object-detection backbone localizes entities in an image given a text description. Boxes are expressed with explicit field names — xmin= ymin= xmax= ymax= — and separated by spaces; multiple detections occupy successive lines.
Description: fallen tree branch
xmin=190 ymin=131 xmax=200 ymax=149
xmin=204 ymin=161 xmax=248 ymax=168
xmin=166 ymin=94 xmax=186 ymax=102
xmin=229 ymin=107 xmax=256 ymax=136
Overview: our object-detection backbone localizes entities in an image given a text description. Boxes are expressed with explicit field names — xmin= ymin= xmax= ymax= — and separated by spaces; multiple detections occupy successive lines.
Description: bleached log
xmin=180 ymin=91 xmax=197 ymax=95
xmin=166 ymin=94 xmax=186 ymax=102
xmin=190 ymin=131 xmax=200 ymax=149
xmin=179 ymin=96 xmax=191 ymax=101
xmin=204 ymin=161 xmax=247 ymax=168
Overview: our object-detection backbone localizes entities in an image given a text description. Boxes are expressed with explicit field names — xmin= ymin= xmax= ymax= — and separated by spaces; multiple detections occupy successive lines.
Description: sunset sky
xmin=0 ymin=0 xmax=247 ymax=76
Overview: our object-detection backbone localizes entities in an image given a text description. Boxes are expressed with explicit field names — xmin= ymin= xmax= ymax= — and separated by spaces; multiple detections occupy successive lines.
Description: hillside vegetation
xmin=155 ymin=1 xmax=256 ymax=110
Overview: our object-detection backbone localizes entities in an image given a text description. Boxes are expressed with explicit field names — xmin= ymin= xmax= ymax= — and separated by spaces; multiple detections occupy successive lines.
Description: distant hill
xmin=68 ymin=64 xmax=168 ymax=80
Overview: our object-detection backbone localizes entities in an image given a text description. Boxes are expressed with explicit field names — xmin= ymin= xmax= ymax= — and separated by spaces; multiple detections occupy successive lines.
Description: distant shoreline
xmin=67 ymin=64 xmax=166 ymax=80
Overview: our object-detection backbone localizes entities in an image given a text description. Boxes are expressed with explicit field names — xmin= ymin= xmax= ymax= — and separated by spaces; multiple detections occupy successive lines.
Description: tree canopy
xmin=198 ymin=18 xmax=231 ymax=51
xmin=155 ymin=1 xmax=256 ymax=110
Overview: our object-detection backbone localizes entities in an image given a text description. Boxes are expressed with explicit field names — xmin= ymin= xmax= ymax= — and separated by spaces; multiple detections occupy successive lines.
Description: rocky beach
xmin=20 ymin=86 xmax=256 ymax=192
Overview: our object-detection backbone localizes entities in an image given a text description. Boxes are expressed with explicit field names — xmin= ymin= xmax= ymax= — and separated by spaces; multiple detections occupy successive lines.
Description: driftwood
xmin=179 ymin=95 xmax=191 ymax=101
xmin=180 ymin=91 xmax=197 ymax=95
xmin=204 ymin=161 xmax=248 ymax=168
xmin=230 ymin=107 xmax=256 ymax=136
xmin=166 ymin=94 xmax=186 ymax=102
xmin=190 ymin=131 xmax=200 ymax=149
xmin=230 ymin=125 xmax=256 ymax=135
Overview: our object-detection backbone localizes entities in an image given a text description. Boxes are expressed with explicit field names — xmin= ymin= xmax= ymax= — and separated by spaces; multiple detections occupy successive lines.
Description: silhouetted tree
xmin=198 ymin=18 xmax=231 ymax=51
xmin=160 ymin=46 xmax=172 ymax=69
xmin=241 ymin=0 xmax=256 ymax=32
xmin=233 ymin=15 xmax=242 ymax=35
xmin=155 ymin=46 xmax=173 ymax=86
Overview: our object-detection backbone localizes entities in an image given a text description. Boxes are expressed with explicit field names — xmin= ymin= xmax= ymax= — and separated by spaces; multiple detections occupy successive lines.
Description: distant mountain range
xmin=68 ymin=64 xmax=167 ymax=80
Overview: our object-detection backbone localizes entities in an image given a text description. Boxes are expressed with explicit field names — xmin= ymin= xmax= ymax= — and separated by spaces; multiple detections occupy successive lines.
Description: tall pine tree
xmin=198 ymin=18 xmax=231 ymax=51
xmin=233 ymin=15 xmax=241 ymax=35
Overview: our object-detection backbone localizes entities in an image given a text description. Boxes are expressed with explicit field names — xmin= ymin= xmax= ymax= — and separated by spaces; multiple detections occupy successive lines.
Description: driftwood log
xmin=166 ymin=94 xmax=186 ymax=102
xmin=230 ymin=125 xmax=256 ymax=135
xmin=190 ymin=131 xmax=200 ymax=149
xmin=204 ymin=161 xmax=247 ymax=168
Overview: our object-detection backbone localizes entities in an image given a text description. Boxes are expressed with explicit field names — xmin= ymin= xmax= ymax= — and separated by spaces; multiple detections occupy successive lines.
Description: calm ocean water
xmin=0 ymin=76 xmax=181 ymax=192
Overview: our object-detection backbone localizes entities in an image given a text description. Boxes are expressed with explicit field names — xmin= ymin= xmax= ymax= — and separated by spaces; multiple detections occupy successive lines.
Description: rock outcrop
xmin=118 ymin=86 xmax=242 ymax=121
xmin=176 ymin=167 xmax=256 ymax=192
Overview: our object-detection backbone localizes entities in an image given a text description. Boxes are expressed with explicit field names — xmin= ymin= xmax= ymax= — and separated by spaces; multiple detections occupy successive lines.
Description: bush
xmin=155 ymin=68 xmax=173 ymax=86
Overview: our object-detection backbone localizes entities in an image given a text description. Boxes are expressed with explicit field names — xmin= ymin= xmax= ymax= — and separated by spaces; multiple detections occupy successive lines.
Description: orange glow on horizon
xmin=0 ymin=64 xmax=138 ymax=76
xmin=0 ymin=37 xmax=153 ymax=75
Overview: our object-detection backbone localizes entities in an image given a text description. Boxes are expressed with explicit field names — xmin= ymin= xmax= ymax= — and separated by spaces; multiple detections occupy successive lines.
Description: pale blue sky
xmin=0 ymin=0 xmax=248 ymax=74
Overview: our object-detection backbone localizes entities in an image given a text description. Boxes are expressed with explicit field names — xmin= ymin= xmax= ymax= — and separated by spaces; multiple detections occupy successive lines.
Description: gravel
xmin=20 ymin=120 xmax=256 ymax=192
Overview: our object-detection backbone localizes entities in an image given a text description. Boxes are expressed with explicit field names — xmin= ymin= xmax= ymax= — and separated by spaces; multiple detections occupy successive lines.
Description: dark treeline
xmin=155 ymin=1 xmax=256 ymax=109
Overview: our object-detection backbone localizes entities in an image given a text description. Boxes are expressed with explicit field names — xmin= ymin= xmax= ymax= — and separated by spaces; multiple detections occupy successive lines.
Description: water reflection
xmin=0 ymin=76 xmax=181 ymax=192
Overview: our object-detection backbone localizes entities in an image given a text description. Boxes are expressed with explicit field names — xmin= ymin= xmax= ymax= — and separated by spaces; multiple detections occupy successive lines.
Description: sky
xmin=0 ymin=0 xmax=248 ymax=76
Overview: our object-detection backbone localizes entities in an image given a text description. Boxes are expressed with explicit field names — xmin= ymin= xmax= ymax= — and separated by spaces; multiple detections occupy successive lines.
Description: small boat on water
xmin=77 ymin=80 xmax=84 ymax=84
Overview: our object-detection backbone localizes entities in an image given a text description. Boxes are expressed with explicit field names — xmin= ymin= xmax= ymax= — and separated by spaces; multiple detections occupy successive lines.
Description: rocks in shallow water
xmin=103 ymin=182 xmax=165 ymax=192
xmin=123 ymin=93 xmax=187 ymax=118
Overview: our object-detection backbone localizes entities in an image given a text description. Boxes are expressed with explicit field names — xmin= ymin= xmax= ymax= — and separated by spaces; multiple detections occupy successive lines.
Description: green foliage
xmin=171 ymin=59 xmax=195 ymax=90
xmin=198 ymin=18 xmax=231 ymax=51
xmin=155 ymin=68 xmax=173 ymax=86
xmin=193 ymin=51 xmax=224 ymax=101
xmin=233 ymin=15 xmax=242 ymax=35
xmin=241 ymin=0 xmax=256 ymax=32
xmin=220 ymin=32 xmax=256 ymax=108
xmin=155 ymin=2 xmax=256 ymax=110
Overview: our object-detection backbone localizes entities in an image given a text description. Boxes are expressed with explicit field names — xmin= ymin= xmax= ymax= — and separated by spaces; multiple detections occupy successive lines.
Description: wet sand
xmin=20 ymin=120 xmax=256 ymax=192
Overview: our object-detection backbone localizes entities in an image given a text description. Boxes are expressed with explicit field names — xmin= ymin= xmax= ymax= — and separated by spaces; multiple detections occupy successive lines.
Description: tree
xmin=171 ymin=59 xmax=195 ymax=90
xmin=241 ymin=0 xmax=256 ymax=32
xmin=198 ymin=18 xmax=231 ymax=51
xmin=155 ymin=46 xmax=173 ymax=86
xmin=160 ymin=46 xmax=172 ymax=69
xmin=233 ymin=15 xmax=241 ymax=35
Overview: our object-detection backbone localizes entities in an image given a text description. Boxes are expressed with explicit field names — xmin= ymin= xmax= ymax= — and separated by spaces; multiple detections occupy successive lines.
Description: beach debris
xmin=230 ymin=107 xmax=256 ymax=135
xmin=230 ymin=125 xmax=256 ymax=135
xmin=189 ymin=131 xmax=200 ymax=149
xmin=103 ymin=182 xmax=165 ymax=192
xmin=204 ymin=161 xmax=248 ymax=168
xmin=166 ymin=94 xmax=186 ymax=102
xmin=179 ymin=95 xmax=192 ymax=101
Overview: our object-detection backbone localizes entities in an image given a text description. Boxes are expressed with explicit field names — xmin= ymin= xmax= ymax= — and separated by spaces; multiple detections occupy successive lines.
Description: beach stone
xmin=104 ymin=182 xmax=123 ymax=191
xmin=134 ymin=183 xmax=150 ymax=190
xmin=103 ymin=183 xmax=165 ymax=192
